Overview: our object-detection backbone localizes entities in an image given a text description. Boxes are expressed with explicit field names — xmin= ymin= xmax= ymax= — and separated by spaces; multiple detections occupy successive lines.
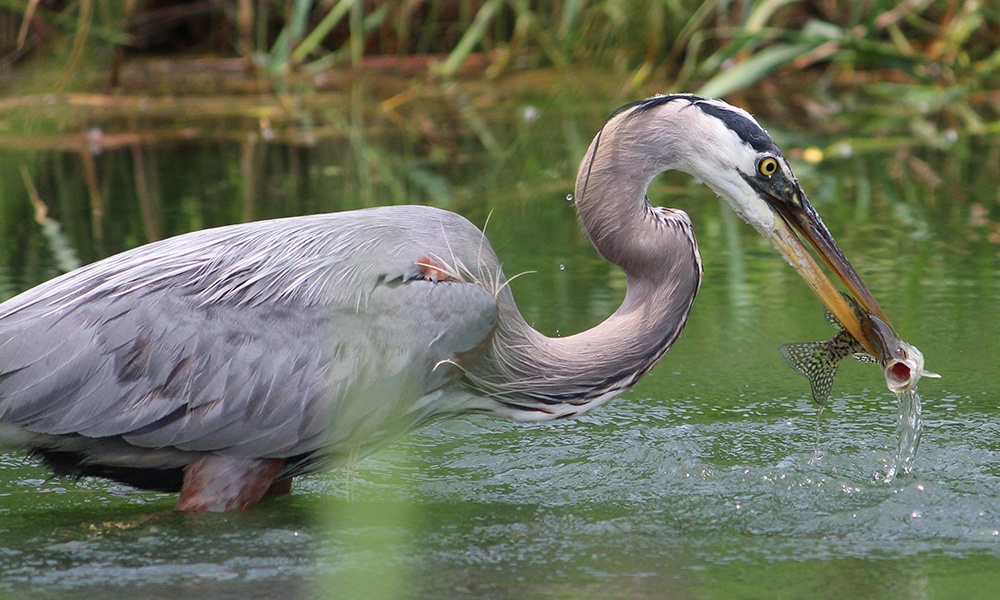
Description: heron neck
xmin=575 ymin=131 xmax=663 ymax=276
xmin=464 ymin=128 xmax=701 ymax=419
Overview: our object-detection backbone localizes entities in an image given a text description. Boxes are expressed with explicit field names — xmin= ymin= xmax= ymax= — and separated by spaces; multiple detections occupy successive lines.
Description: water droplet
xmin=565 ymin=193 xmax=574 ymax=202
xmin=558 ymin=264 xmax=565 ymax=271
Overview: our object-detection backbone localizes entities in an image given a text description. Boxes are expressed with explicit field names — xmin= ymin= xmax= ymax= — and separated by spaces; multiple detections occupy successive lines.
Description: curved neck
xmin=465 ymin=108 xmax=703 ymax=420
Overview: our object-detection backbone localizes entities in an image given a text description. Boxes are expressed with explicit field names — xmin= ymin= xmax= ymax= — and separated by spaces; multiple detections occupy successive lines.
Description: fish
xmin=780 ymin=296 xmax=940 ymax=406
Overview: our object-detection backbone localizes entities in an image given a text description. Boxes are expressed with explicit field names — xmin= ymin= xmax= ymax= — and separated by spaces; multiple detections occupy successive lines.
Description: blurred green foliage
xmin=0 ymin=1 xmax=997 ymax=287
xmin=3 ymin=1 xmax=998 ymax=94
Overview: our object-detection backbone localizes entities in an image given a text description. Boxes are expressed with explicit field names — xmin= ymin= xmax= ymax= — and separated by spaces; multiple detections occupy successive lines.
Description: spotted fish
xmin=779 ymin=309 xmax=875 ymax=406
xmin=780 ymin=298 xmax=939 ymax=406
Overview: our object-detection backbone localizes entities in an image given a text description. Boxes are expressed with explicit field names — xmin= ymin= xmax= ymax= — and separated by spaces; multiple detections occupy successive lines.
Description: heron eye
xmin=757 ymin=157 xmax=779 ymax=177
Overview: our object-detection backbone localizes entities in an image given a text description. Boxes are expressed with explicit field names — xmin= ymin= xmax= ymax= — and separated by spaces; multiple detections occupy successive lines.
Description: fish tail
xmin=779 ymin=341 xmax=841 ymax=406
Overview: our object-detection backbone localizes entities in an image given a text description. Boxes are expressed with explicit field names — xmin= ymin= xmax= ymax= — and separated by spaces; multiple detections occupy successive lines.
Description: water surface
xmin=0 ymin=84 xmax=998 ymax=599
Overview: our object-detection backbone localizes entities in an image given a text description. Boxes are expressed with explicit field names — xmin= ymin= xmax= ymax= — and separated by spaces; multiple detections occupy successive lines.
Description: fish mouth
xmin=755 ymin=182 xmax=888 ymax=358
xmin=866 ymin=313 xmax=917 ymax=391
xmin=883 ymin=340 xmax=939 ymax=392
xmin=885 ymin=358 xmax=917 ymax=393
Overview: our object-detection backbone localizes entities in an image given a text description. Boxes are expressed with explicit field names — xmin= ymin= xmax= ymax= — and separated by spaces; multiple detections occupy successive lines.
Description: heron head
xmin=653 ymin=96 xmax=889 ymax=356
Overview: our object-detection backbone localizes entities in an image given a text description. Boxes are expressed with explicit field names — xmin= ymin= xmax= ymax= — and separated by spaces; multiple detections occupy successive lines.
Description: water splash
xmin=875 ymin=388 xmax=923 ymax=482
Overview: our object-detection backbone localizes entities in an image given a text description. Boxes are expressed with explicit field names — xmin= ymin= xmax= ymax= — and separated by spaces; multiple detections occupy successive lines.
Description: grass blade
xmin=697 ymin=42 xmax=820 ymax=98
xmin=433 ymin=0 xmax=503 ymax=78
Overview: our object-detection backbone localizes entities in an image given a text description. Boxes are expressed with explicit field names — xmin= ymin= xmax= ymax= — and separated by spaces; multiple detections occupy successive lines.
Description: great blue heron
xmin=0 ymin=95 xmax=889 ymax=512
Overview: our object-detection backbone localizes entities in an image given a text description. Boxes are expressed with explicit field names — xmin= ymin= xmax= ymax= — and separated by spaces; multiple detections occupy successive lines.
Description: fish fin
xmin=779 ymin=341 xmax=840 ymax=406
xmin=852 ymin=353 xmax=879 ymax=364
xmin=921 ymin=370 xmax=942 ymax=379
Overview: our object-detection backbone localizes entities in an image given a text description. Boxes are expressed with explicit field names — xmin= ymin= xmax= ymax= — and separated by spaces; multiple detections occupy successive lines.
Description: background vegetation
xmin=2 ymin=1 xmax=998 ymax=116
xmin=0 ymin=1 xmax=997 ymax=278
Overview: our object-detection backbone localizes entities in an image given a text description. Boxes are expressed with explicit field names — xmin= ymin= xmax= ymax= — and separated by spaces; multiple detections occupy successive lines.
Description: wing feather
xmin=0 ymin=206 xmax=500 ymax=465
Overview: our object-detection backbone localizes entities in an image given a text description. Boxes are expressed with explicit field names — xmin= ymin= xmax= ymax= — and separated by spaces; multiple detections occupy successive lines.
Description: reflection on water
xmin=1 ymin=86 xmax=999 ymax=598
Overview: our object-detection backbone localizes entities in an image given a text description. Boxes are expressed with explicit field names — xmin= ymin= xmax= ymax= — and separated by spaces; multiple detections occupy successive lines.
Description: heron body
xmin=0 ymin=95 xmax=887 ymax=511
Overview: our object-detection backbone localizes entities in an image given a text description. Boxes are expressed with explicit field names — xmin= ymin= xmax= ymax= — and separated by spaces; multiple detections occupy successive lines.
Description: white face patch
xmin=670 ymin=100 xmax=778 ymax=233
xmin=602 ymin=95 xmax=788 ymax=235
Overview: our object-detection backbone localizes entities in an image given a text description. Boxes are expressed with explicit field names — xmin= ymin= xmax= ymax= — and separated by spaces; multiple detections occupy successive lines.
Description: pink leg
xmin=175 ymin=456 xmax=285 ymax=512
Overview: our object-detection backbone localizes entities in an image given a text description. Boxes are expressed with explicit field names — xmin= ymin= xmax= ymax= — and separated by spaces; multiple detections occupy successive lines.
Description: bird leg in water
xmin=263 ymin=477 xmax=293 ymax=498
xmin=175 ymin=456 xmax=286 ymax=512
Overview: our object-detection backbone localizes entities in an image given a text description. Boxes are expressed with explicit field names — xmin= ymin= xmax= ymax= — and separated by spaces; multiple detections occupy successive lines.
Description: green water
xmin=0 ymin=85 xmax=998 ymax=599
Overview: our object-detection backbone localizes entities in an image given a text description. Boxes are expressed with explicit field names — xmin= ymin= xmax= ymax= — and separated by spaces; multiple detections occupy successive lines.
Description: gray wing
xmin=0 ymin=206 xmax=499 ymax=462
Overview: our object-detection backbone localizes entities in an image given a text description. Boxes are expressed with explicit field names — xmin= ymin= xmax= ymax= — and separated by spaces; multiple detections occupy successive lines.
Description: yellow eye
xmin=757 ymin=157 xmax=779 ymax=177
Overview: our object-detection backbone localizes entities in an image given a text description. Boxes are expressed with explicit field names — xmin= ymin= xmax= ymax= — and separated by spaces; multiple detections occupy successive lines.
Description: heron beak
xmin=758 ymin=184 xmax=888 ymax=357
